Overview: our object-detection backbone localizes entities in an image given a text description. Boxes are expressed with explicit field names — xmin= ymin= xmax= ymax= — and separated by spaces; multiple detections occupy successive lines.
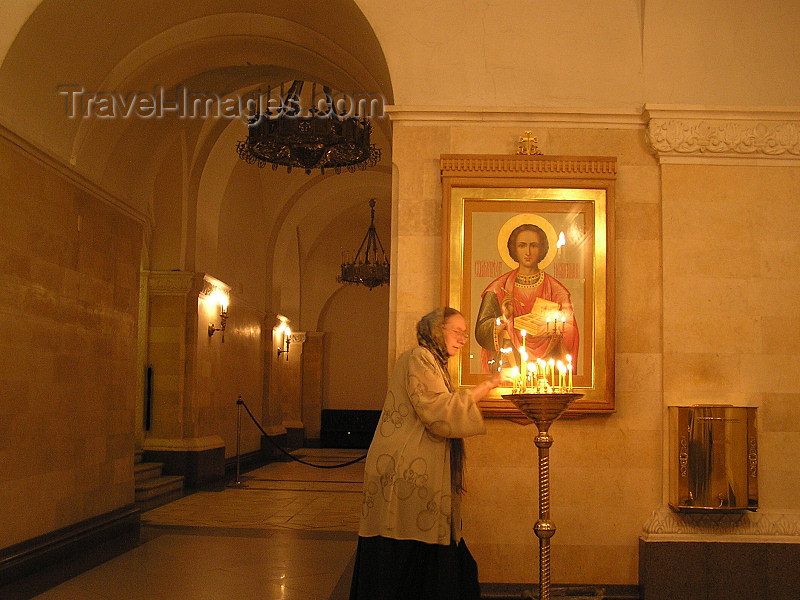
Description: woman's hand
xmin=472 ymin=370 xmax=512 ymax=402
xmin=486 ymin=370 xmax=505 ymax=389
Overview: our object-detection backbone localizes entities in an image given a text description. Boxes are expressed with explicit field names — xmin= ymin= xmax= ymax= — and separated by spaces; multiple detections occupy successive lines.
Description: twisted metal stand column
xmin=534 ymin=429 xmax=556 ymax=600
xmin=503 ymin=393 xmax=582 ymax=600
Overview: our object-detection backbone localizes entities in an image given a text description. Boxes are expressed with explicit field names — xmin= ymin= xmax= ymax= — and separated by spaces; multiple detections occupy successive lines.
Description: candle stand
xmin=503 ymin=392 xmax=583 ymax=600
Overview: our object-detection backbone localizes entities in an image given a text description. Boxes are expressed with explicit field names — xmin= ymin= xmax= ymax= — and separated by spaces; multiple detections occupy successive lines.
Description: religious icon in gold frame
xmin=440 ymin=154 xmax=616 ymax=417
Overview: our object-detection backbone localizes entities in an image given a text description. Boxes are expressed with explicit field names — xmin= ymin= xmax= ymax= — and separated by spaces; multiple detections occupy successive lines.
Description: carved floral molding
xmin=288 ymin=332 xmax=307 ymax=344
xmin=439 ymin=154 xmax=617 ymax=178
xmin=200 ymin=273 xmax=230 ymax=298
xmin=148 ymin=271 xmax=202 ymax=296
xmin=147 ymin=271 xmax=233 ymax=298
xmin=642 ymin=506 xmax=800 ymax=542
xmin=645 ymin=105 xmax=800 ymax=163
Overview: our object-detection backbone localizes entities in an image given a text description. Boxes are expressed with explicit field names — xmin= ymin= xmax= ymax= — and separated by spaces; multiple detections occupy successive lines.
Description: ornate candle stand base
xmin=503 ymin=392 xmax=583 ymax=600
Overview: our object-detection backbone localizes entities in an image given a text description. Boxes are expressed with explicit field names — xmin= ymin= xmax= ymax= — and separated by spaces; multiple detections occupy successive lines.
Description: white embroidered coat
xmin=358 ymin=346 xmax=486 ymax=545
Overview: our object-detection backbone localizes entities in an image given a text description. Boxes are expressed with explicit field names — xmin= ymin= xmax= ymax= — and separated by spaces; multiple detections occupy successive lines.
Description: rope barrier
xmin=235 ymin=396 xmax=367 ymax=469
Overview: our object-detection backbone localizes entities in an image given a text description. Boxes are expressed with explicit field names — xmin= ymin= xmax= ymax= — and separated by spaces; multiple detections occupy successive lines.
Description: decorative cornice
xmin=386 ymin=105 xmax=645 ymax=129
xmin=148 ymin=271 xmax=203 ymax=296
xmin=200 ymin=274 xmax=230 ymax=298
xmin=644 ymin=104 xmax=800 ymax=165
xmin=0 ymin=119 xmax=152 ymax=228
xmin=289 ymin=332 xmax=307 ymax=344
xmin=440 ymin=154 xmax=617 ymax=179
xmin=641 ymin=506 xmax=800 ymax=543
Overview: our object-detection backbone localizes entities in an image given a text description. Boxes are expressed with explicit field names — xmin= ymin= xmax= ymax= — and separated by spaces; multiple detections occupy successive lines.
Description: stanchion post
xmin=228 ymin=395 xmax=248 ymax=488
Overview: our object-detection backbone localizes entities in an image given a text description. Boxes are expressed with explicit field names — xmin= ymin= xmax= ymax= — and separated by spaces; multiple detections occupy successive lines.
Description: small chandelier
xmin=338 ymin=199 xmax=390 ymax=290
xmin=236 ymin=80 xmax=381 ymax=175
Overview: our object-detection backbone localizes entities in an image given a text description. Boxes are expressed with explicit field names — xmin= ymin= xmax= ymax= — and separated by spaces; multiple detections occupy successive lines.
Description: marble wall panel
xmin=0 ymin=137 xmax=142 ymax=549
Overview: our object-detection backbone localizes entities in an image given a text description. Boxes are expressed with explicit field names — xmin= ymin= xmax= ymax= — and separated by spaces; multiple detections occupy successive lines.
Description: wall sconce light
xmin=276 ymin=317 xmax=291 ymax=360
xmin=208 ymin=287 xmax=230 ymax=342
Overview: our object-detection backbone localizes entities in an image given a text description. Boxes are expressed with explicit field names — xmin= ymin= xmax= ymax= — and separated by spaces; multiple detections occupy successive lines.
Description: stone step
xmin=134 ymin=462 xmax=164 ymax=485
xmin=135 ymin=475 xmax=185 ymax=512
xmin=135 ymin=475 xmax=184 ymax=500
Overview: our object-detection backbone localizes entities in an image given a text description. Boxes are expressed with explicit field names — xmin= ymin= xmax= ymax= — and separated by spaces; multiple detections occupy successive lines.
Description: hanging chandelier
xmin=338 ymin=199 xmax=390 ymax=290
xmin=236 ymin=80 xmax=381 ymax=175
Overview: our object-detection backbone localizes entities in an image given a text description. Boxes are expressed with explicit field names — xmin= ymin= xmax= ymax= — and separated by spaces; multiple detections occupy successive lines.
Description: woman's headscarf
xmin=416 ymin=307 xmax=453 ymax=386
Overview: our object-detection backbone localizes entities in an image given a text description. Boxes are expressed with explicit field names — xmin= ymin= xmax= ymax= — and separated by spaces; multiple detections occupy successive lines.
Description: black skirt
xmin=348 ymin=535 xmax=480 ymax=600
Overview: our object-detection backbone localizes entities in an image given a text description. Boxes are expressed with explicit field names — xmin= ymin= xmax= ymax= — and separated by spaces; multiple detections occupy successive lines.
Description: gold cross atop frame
xmin=517 ymin=130 xmax=543 ymax=155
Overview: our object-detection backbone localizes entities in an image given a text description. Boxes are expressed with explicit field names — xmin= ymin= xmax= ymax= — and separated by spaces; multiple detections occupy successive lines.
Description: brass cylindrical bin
xmin=668 ymin=405 xmax=758 ymax=513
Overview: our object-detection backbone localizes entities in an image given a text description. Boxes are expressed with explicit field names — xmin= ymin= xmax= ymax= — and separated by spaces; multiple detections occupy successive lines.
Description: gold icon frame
xmin=440 ymin=154 xmax=616 ymax=417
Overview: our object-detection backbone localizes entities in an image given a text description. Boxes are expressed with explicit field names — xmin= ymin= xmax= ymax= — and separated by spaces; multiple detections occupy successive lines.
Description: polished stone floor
xmin=31 ymin=448 xmax=366 ymax=600
xmin=15 ymin=448 xmax=642 ymax=600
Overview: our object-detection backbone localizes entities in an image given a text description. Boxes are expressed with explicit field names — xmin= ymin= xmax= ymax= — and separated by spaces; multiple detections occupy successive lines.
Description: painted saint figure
xmin=474 ymin=223 xmax=579 ymax=373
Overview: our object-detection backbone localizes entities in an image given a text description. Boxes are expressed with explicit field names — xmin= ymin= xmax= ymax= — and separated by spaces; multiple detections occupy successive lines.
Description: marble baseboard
xmin=0 ymin=505 xmax=140 ymax=591
xmin=639 ymin=537 xmax=800 ymax=600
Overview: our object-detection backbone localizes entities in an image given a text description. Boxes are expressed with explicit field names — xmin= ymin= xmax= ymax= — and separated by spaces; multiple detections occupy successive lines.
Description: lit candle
xmin=557 ymin=361 xmax=565 ymax=390
xmin=566 ymin=354 xmax=573 ymax=391
xmin=511 ymin=366 xmax=520 ymax=392
xmin=548 ymin=358 xmax=555 ymax=387
xmin=546 ymin=318 xmax=550 ymax=333
xmin=561 ymin=316 xmax=566 ymax=333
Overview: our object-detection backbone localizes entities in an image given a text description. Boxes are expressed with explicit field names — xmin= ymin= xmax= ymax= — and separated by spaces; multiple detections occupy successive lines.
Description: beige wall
xmin=0 ymin=131 xmax=143 ymax=548
xmin=320 ymin=284 xmax=389 ymax=411
xmin=195 ymin=294 xmax=265 ymax=458
xmin=357 ymin=0 xmax=800 ymax=108
xmin=661 ymin=163 xmax=800 ymax=512
xmin=145 ymin=273 xmax=266 ymax=459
